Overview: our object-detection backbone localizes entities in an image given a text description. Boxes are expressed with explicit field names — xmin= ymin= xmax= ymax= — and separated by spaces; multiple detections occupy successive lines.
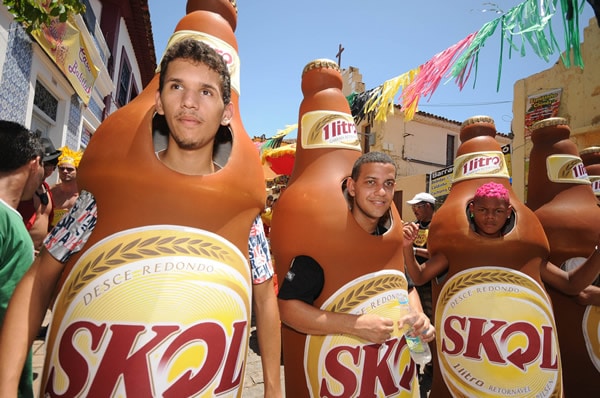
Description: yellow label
xmin=160 ymin=30 xmax=241 ymax=96
xmin=546 ymin=154 xmax=590 ymax=184
xmin=452 ymin=151 xmax=510 ymax=183
xmin=43 ymin=225 xmax=251 ymax=397
xmin=414 ymin=229 xmax=429 ymax=248
xmin=589 ymin=176 xmax=600 ymax=196
xmin=436 ymin=267 xmax=562 ymax=398
xmin=304 ymin=270 xmax=418 ymax=397
xmin=583 ymin=305 xmax=600 ymax=373
xmin=300 ymin=110 xmax=362 ymax=150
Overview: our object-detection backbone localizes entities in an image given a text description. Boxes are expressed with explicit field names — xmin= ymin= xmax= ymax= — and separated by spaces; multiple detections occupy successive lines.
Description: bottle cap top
xmin=530 ymin=117 xmax=569 ymax=131
xmin=579 ymin=146 xmax=600 ymax=156
xmin=302 ymin=59 xmax=340 ymax=76
xmin=460 ymin=115 xmax=495 ymax=129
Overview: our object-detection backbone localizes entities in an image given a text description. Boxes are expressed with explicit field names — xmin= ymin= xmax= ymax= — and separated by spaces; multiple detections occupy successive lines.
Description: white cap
xmin=406 ymin=192 xmax=436 ymax=205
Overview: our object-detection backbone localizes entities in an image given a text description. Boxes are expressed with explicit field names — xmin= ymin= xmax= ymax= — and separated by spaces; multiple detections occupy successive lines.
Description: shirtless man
xmin=49 ymin=147 xmax=81 ymax=226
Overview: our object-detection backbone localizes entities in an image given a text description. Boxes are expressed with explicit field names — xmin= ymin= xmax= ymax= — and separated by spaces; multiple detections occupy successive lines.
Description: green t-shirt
xmin=0 ymin=199 xmax=34 ymax=398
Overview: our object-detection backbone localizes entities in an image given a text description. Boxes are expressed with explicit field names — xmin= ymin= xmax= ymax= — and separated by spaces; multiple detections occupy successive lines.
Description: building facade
xmin=342 ymin=66 xmax=511 ymax=219
xmin=512 ymin=16 xmax=600 ymax=201
xmin=0 ymin=0 xmax=155 ymax=182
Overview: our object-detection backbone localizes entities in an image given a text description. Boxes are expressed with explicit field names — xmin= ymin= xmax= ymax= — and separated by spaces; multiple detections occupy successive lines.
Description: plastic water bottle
xmin=398 ymin=296 xmax=432 ymax=367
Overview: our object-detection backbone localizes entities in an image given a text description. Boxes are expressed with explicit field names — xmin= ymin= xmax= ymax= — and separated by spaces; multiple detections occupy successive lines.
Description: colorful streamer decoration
xmin=352 ymin=0 xmax=586 ymax=123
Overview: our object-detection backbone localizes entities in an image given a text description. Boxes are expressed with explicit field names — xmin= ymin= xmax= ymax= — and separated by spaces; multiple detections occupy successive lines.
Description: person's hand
xmin=574 ymin=285 xmax=600 ymax=306
xmin=402 ymin=222 xmax=418 ymax=247
xmin=353 ymin=313 xmax=395 ymax=344
xmin=398 ymin=311 xmax=435 ymax=343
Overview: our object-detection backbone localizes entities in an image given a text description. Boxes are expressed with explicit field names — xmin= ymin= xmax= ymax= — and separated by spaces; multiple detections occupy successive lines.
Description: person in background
xmin=49 ymin=146 xmax=82 ymax=226
xmin=17 ymin=138 xmax=61 ymax=254
xmin=0 ymin=120 xmax=44 ymax=398
xmin=261 ymin=194 xmax=274 ymax=237
xmin=404 ymin=191 xmax=436 ymax=397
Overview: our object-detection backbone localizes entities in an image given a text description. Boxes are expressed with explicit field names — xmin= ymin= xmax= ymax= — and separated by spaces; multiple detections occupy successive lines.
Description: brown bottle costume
xmin=40 ymin=1 xmax=265 ymax=396
xmin=271 ymin=60 xmax=417 ymax=397
xmin=526 ymin=118 xmax=600 ymax=397
xmin=427 ymin=116 xmax=562 ymax=398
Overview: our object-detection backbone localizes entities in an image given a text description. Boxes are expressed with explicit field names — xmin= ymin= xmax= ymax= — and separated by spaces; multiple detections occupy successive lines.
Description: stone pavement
xmin=31 ymin=311 xmax=285 ymax=397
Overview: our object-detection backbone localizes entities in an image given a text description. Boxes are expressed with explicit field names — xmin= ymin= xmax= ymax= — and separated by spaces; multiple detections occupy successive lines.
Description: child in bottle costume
xmin=526 ymin=118 xmax=600 ymax=397
xmin=271 ymin=59 xmax=433 ymax=398
xmin=403 ymin=116 xmax=600 ymax=398
xmin=0 ymin=1 xmax=283 ymax=397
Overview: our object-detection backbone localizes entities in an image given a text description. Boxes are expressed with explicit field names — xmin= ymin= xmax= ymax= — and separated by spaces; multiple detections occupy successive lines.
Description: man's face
xmin=155 ymin=59 xmax=233 ymax=151
xmin=347 ymin=162 xmax=396 ymax=225
xmin=411 ymin=202 xmax=434 ymax=222
xmin=58 ymin=164 xmax=77 ymax=182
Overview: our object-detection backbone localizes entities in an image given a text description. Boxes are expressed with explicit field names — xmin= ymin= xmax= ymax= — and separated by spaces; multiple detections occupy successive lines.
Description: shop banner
xmin=525 ymin=89 xmax=562 ymax=136
xmin=32 ymin=16 xmax=98 ymax=104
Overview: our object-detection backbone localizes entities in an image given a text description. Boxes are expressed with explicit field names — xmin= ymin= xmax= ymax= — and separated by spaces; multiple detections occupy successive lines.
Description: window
xmin=446 ymin=134 xmax=455 ymax=166
xmin=81 ymin=0 xmax=97 ymax=37
xmin=129 ymin=80 xmax=138 ymax=102
xmin=34 ymin=80 xmax=58 ymax=121
xmin=116 ymin=52 xmax=132 ymax=107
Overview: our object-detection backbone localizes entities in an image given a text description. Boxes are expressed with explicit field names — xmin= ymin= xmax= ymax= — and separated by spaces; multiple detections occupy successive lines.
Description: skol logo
xmin=436 ymin=267 xmax=562 ymax=398
xmin=42 ymin=226 xmax=252 ymax=397
xmin=304 ymin=271 xmax=418 ymax=397
xmin=45 ymin=320 xmax=247 ymax=397
xmin=317 ymin=336 xmax=416 ymax=397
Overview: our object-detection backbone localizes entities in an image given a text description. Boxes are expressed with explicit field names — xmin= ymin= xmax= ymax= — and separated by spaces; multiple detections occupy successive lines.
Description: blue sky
xmin=147 ymin=1 xmax=595 ymax=138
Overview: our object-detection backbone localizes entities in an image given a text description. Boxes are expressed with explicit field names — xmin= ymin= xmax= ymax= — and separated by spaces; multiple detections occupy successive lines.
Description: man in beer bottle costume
xmin=272 ymin=58 xmax=433 ymax=398
xmin=402 ymin=116 xmax=600 ymax=398
xmin=0 ymin=2 xmax=282 ymax=396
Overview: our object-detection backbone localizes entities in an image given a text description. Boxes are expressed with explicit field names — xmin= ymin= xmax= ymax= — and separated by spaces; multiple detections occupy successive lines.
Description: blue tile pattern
xmin=66 ymin=94 xmax=82 ymax=149
xmin=88 ymin=96 xmax=103 ymax=121
xmin=0 ymin=22 xmax=33 ymax=124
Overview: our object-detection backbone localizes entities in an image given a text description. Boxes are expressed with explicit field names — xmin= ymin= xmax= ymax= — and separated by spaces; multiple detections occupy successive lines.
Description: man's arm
xmin=278 ymin=298 xmax=395 ymax=344
xmin=541 ymin=245 xmax=600 ymax=295
xmin=403 ymin=222 xmax=448 ymax=285
xmin=575 ymin=285 xmax=600 ymax=306
xmin=252 ymin=278 xmax=282 ymax=398
xmin=0 ymin=249 xmax=64 ymax=396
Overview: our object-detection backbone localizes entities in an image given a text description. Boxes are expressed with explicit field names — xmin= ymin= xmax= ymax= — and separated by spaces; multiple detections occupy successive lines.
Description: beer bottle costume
xmin=40 ymin=1 xmax=265 ymax=396
xmin=427 ymin=116 xmax=562 ymax=398
xmin=581 ymin=146 xmax=600 ymax=200
xmin=271 ymin=60 xmax=417 ymax=397
xmin=526 ymin=118 xmax=600 ymax=397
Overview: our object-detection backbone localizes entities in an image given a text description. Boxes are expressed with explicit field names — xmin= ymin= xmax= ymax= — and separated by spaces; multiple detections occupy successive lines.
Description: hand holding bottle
xmin=398 ymin=297 xmax=433 ymax=367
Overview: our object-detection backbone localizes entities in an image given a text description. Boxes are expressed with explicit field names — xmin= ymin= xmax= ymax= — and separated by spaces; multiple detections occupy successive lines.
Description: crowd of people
xmin=0 ymin=21 xmax=598 ymax=398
